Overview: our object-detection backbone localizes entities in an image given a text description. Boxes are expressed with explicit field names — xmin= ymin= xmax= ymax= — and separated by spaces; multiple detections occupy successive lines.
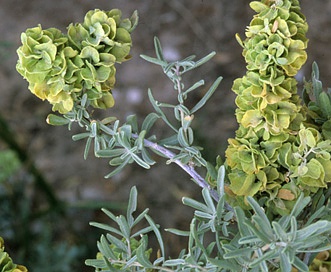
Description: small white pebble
xmin=126 ymin=87 xmax=143 ymax=104
xmin=163 ymin=46 xmax=181 ymax=62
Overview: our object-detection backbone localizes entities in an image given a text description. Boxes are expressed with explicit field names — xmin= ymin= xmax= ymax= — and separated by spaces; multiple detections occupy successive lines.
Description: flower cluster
xmin=225 ymin=0 xmax=331 ymax=214
xmin=0 ymin=237 xmax=28 ymax=272
xmin=16 ymin=9 xmax=138 ymax=114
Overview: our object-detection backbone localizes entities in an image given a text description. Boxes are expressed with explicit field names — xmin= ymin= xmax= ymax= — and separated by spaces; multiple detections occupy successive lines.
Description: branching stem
xmin=135 ymin=134 xmax=220 ymax=201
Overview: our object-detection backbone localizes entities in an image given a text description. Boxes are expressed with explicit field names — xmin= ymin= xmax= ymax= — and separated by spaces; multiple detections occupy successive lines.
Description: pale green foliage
xmin=303 ymin=62 xmax=331 ymax=140
xmin=85 ymin=186 xmax=157 ymax=271
xmin=86 ymin=175 xmax=331 ymax=271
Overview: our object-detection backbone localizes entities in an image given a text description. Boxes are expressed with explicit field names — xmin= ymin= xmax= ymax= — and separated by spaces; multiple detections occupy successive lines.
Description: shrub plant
xmin=11 ymin=1 xmax=331 ymax=271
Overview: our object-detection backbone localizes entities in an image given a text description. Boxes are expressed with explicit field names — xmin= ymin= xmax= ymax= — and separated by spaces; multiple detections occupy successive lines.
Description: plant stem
xmin=303 ymin=252 xmax=311 ymax=266
xmin=175 ymin=65 xmax=185 ymax=124
xmin=138 ymin=134 xmax=220 ymax=201
xmin=130 ymin=133 xmax=234 ymax=211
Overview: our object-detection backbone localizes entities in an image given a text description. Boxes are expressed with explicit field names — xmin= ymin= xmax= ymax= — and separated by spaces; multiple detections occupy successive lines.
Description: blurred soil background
xmin=1 ymin=0 xmax=331 ymax=270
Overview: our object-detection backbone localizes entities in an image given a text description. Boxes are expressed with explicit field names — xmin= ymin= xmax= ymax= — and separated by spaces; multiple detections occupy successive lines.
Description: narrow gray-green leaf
xmin=183 ymin=80 xmax=205 ymax=97
xmin=194 ymin=210 xmax=213 ymax=219
xmin=95 ymin=148 xmax=125 ymax=158
xmin=98 ymin=235 xmax=117 ymax=259
xmin=182 ymin=197 xmax=209 ymax=213
xmin=238 ymin=235 xmax=261 ymax=245
xmin=202 ymin=188 xmax=216 ymax=213
xmin=290 ymin=194 xmax=311 ymax=218
xmin=105 ymin=157 xmax=131 ymax=178
xmin=130 ymin=152 xmax=151 ymax=169
xmin=109 ymin=156 xmax=125 ymax=166
xmin=296 ymin=220 xmax=330 ymax=240
xmin=244 ymin=219 xmax=272 ymax=244
xmin=124 ymin=255 xmax=138 ymax=269
xmin=206 ymin=161 xmax=217 ymax=181
xmin=165 ymin=228 xmax=190 ymax=236
xmin=247 ymin=197 xmax=273 ymax=235
xmin=293 ymin=256 xmax=308 ymax=272
xmin=131 ymin=226 xmax=154 ymax=238
xmin=84 ymin=137 xmax=92 ymax=159
xmin=289 ymin=216 xmax=297 ymax=241
xmin=140 ymin=54 xmax=166 ymax=66
xmin=141 ymin=112 xmax=159 ymax=133
xmin=89 ymin=222 xmax=122 ymax=236
xmin=187 ymin=127 xmax=194 ymax=145
xmin=46 ymin=114 xmax=70 ymax=126
xmin=312 ymin=61 xmax=319 ymax=79
xmin=158 ymin=135 xmax=178 ymax=146
xmin=99 ymin=123 xmax=115 ymax=136
xmin=278 ymin=194 xmax=309 ymax=229
xmin=85 ymin=259 xmax=112 ymax=270
xmin=191 ymin=76 xmax=222 ymax=114
xmin=249 ymin=248 xmax=277 ymax=269
xmin=132 ymin=208 xmax=150 ymax=227
xmin=217 ymin=165 xmax=226 ymax=196
xmin=234 ymin=206 xmax=252 ymax=237
xmin=72 ymin=132 xmax=90 ymax=141
xmin=163 ymin=259 xmax=186 ymax=266
xmin=272 ymin=221 xmax=288 ymax=242
xmin=128 ymin=10 xmax=139 ymax=32
xmin=148 ymin=89 xmax=178 ymax=132
xmin=190 ymin=218 xmax=208 ymax=257
xmin=153 ymin=257 xmax=164 ymax=266
xmin=106 ymin=233 xmax=127 ymax=252
xmin=186 ymin=51 xmax=216 ymax=72
xmin=298 ymin=244 xmax=331 ymax=253
xmin=136 ymin=236 xmax=153 ymax=268
xmin=154 ymin=36 xmax=165 ymax=62
xmin=101 ymin=208 xmax=117 ymax=221
xmin=91 ymin=121 xmax=98 ymax=137
xmin=141 ymin=148 xmax=155 ymax=165
xmin=223 ymin=247 xmax=254 ymax=259
xmin=116 ymin=215 xmax=131 ymax=239
xmin=178 ymin=127 xmax=190 ymax=147
xmin=127 ymin=186 xmax=138 ymax=227
xmin=280 ymin=252 xmax=292 ymax=272
xmin=145 ymin=214 xmax=165 ymax=258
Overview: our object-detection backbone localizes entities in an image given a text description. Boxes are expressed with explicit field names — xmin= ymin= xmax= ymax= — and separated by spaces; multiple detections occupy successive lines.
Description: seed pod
xmin=224 ymin=0 xmax=331 ymax=215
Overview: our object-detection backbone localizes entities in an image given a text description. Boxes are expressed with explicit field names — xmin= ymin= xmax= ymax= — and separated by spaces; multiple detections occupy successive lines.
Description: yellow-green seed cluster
xmin=16 ymin=9 xmax=138 ymax=114
xmin=309 ymin=249 xmax=331 ymax=272
xmin=0 ymin=237 xmax=28 ymax=272
xmin=225 ymin=0 xmax=331 ymax=214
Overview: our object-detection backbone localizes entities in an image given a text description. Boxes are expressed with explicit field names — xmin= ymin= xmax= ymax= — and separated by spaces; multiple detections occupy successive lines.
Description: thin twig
xmin=142 ymin=137 xmax=234 ymax=212
xmin=138 ymin=134 xmax=219 ymax=200
xmin=303 ymin=252 xmax=311 ymax=266
xmin=130 ymin=132 xmax=235 ymax=211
